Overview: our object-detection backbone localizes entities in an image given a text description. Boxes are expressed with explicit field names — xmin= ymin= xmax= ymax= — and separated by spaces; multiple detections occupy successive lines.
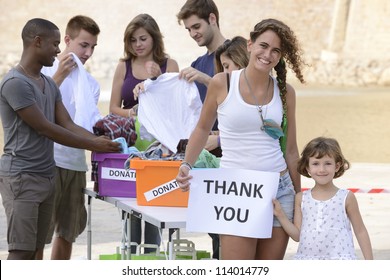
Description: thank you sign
xmin=186 ymin=168 xmax=279 ymax=238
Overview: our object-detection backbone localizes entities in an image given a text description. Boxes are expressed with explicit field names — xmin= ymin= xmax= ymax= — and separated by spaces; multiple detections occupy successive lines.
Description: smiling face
xmin=248 ymin=29 xmax=282 ymax=72
xmin=307 ymin=154 xmax=341 ymax=187
xmin=64 ymin=29 xmax=98 ymax=65
xmin=183 ymin=14 xmax=214 ymax=47
xmin=39 ymin=29 xmax=61 ymax=67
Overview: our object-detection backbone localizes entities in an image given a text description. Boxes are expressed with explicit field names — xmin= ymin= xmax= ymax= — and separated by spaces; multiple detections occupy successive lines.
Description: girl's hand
xmin=176 ymin=165 xmax=193 ymax=192
xmin=273 ymin=198 xmax=284 ymax=217
xmin=145 ymin=61 xmax=162 ymax=79
xmin=133 ymin=82 xmax=145 ymax=100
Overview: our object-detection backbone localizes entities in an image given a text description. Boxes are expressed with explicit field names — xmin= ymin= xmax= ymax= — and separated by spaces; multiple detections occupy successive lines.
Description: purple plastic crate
xmin=92 ymin=152 xmax=136 ymax=197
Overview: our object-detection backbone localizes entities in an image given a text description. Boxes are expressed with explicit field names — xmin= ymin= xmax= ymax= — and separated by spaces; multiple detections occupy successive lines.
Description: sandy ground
xmin=295 ymin=86 xmax=390 ymax=164
xmin=0 ymin=87 xmax=389 ymax=260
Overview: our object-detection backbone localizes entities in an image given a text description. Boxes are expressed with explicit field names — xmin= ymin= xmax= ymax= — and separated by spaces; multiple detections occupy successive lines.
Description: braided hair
xmin=250 ymin=19 xmax=306 ymax=153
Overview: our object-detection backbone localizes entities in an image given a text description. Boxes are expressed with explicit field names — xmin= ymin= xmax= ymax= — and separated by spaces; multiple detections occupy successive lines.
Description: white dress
xmin=295 ymin=189 xmax=357 ymax=260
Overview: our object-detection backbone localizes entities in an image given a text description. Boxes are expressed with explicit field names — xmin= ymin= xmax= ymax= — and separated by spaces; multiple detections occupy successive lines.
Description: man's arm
xmin=54 ymin=100 xmax=97 ymax=139
xmin=179 ymin=66 xmax=212 ymax=86
xmin=16 ymin=101 xmax=119 ymax=152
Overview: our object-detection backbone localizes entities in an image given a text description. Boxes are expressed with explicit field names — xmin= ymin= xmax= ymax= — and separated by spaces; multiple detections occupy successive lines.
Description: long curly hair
xmin=250 ymin=18 xmax=306 ymax=112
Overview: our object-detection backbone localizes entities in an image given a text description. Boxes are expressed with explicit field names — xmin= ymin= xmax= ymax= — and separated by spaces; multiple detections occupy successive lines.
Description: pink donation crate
xmin=92 ymin=152 xmax=136 ymax=197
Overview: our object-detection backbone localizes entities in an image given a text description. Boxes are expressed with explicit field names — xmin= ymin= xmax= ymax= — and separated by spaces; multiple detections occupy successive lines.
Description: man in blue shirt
xmin=177 ymin=0 xmax=226 ymax=259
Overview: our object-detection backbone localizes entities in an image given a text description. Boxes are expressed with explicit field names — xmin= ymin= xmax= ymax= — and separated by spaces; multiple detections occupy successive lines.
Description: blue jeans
xmin=273 ymin=172 xmax=296 ymax=227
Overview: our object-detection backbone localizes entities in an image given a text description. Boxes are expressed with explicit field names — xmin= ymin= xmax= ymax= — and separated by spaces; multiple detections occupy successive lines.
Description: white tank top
xmin=217 ymin=69 xmax=286 ymax=172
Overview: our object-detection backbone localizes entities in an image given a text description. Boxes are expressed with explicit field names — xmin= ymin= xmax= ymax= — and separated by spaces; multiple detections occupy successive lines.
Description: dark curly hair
xmin=250 ymin=18 xmax=306 ymax=113
xmin=297 ymin=137 xmax=350 ymax=179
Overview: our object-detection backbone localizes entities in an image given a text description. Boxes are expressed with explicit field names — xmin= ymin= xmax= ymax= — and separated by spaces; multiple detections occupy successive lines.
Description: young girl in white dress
xmin=273 ymin=136 xmax=373 ymax=260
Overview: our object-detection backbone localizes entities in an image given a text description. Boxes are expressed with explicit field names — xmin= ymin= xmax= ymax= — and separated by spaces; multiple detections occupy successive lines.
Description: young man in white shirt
xmin=41 ymin=15 xmax=102 ymax=260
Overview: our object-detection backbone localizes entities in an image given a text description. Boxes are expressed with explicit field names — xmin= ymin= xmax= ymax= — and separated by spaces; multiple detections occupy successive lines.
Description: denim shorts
xmin=273 ymin=172 xmax=296 ymax=227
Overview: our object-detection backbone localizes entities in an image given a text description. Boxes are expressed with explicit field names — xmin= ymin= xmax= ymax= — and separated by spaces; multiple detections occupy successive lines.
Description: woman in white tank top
xmin=176 ymin=18 xmax=306 ymax=260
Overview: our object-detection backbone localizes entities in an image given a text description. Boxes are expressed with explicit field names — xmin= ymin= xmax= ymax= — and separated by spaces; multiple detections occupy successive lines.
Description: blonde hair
xmin=297 ymin=137 xmax=350 ymax=178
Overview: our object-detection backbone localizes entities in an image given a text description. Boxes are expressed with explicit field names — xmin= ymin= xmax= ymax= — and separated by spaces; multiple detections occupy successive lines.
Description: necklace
xmin=18 ymin=63 xmax=42 ymax=81
xmin=243 ymin=68 xmax=271 ymax=131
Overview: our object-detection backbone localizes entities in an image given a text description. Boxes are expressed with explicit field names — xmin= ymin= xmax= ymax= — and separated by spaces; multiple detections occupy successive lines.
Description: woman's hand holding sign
xmin=177 ymin=161 xmax=193 ymax=192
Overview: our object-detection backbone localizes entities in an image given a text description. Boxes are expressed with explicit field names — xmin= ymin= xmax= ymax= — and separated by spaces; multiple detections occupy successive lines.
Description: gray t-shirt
xmin=0 ymin=68 xmax=62 ymax=177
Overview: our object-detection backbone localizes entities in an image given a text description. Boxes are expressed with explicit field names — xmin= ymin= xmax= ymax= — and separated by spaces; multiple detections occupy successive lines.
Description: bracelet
xmin=217 ymin=136 xmax=221 ymax=147
xmin=180 ymin=161 xmax=193 ymax=170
